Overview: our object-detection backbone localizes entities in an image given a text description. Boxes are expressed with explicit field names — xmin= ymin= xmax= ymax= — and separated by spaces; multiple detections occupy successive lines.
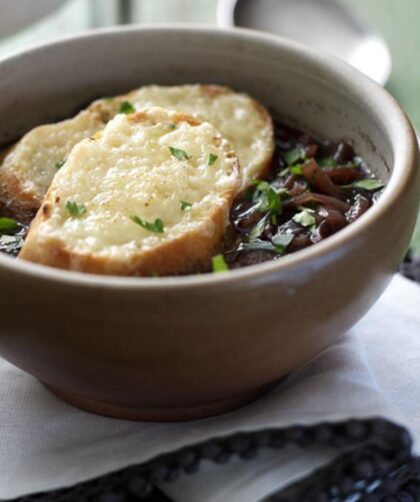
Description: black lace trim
xmin=14 ymin=419 xmax=416 ymax=502
xmin=13 ymin=255 xmax=420 ymax=502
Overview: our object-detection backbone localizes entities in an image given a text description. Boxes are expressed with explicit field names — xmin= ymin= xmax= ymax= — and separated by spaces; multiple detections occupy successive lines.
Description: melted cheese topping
xmin=2 ymin=111 xmax=105 ymax=199
xmin=37 ymin=108 xmax=239 ymax=257
xmin=125 ymin=85 xmax=274 ymax=187
xmin=0 ymin=85 xmax=273 ymax=206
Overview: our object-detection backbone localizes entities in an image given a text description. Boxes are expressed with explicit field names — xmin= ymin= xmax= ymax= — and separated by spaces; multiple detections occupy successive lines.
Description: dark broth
xmin=222 ymin=121 xmax=384 ymax=269
xmin=0 ymin=121 xmax=384 ymax=271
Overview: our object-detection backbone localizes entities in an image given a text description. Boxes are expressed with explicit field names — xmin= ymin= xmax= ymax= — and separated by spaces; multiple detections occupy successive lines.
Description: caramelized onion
xmin=334 ymin=142 xmax=355 ymax=164
xmin=301 ymin=159 xmax=344 ymax=199
xmin=289 ymin=233 xmax=313 ymax=252
xmin=283 ymin=192 xmax=351 ymax=213
xmin=326 ymin=167 xmax=362 ymax=185
xmin=316 ymin=206 xmax=347 ymax=232
xmin=283 ymin=174 xmax=297 ymax=190
xmin=289 ymin=179 xmax=309 ymax=196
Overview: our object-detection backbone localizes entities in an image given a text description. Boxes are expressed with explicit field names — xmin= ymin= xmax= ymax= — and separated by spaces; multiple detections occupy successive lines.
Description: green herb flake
xmin=168 ymin=123 xmax=176 ymax=130
xmin=212 ymin=254 xmax=229 ymax=273
xmin=0 ymin=234 xmax=24 ymax=254
xmin=0 ymin=234 xmax=18 ymax=244
xmin=0 ymin=217 xmax=18 ymax=233
xmin=317 ymin=157 xmax=337 ymax=168
xmin=151 ymin=271 xmax=160 ymax=278
xmin=55 ymin=159 xmax=66 ymax=170
xmin=290 ymin=165 xmax=303 ymax=175
xmin=243 ymin=240 xmax=278 ymax=253
xmin=208 ymin=153 xmax=218 ymax=166
xmin=255 ymin=187 xmax=282 ymax=214
xmin=169 ymin=147 xmax=191 ymax=161
xmin=283 ymin=148 xmax=305 ymax=166
xmin=249 ymin=216 xmax=268 ymax=242
xmin=130 ymin=216 xmax=164 ymax=233
xmin=351 ymin=179 xmax=385 ymax=191
xmin=119 ymin=101 xmax=136 ymax=114
xmin=266 ymin=187 xmax=282 ymax=213
xmin=180 ymin=201 xmax=192 ymax=211
xmin=272 ymin=231 xmax=294 ymax=250
xmin=293 ymin=208 xmax=316 ymax=228
xmin=251 ymin=179 xmax=270 ymax=191
xmin=243 ymin=235 xmax=291 ymax=255
xmin=66 ymin=201 xmax=87 ymax=218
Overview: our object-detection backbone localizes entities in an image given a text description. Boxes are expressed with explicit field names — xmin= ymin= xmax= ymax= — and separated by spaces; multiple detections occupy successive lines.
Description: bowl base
xmin=44 ymin=382 xmax=275 ymax=421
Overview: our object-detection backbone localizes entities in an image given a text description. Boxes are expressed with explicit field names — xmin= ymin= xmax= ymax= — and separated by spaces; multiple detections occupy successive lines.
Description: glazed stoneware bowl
xmin=0 ymin=26 xmax=418 ymax=421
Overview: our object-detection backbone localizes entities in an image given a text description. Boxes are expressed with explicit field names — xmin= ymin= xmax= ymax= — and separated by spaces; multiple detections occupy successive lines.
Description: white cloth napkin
xmin=0 ymin=274 xmax=419 ymax=502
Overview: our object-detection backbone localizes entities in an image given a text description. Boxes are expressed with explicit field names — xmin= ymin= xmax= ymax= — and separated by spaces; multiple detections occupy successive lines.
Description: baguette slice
xmin=0 ymin=109 xmax=108 ymax=222
xmin=19 ymin=108 xmax=240 ymax=276
xmin=0 ymin=85 xmax=273 ymax=220
xmin=122 ymin=85 xmax=274 ymax=188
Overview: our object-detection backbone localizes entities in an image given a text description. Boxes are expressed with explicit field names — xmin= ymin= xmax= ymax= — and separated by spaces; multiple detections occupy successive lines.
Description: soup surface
xmin=0 ymin=120 xmax=383 ymax=272
xmin=222 ymin=121 xmax=384 ymax=269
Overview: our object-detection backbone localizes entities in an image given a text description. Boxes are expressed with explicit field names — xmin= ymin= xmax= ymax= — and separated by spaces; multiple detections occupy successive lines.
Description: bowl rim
xmin=0 ymin=24 xmax=417 ymax=290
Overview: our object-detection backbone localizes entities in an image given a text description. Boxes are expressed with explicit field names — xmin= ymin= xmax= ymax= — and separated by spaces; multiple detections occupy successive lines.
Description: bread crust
xmin=19 ymin=109 xmax=240 ymax=276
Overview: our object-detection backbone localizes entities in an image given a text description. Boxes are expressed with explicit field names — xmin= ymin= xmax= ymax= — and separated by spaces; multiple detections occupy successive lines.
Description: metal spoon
xmin=217 ymin=0 xmax=391 ymax=85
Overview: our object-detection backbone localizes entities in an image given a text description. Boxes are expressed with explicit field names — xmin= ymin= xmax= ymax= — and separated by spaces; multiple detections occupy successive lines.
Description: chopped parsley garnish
xmin=290 ymin=165 xmax=303 ymax=175
xmin=251 ymin=179 xmax=270 ymax=190
xmin=0 ymin=217 xmax=18 ymax=233
xmin=119 ymin=101 xmax=136 ymax=114
xmin=131 ymin=216 xmax=164 ymax=233
xmin=317 ymin=157 xmax=337 ymax=168
xmin=208 ymin=153 xmax=218 ymax=166
xmin=168 ymin=123 xmax=177 ymax=130
xmin=251 ymin=181 xmax=283 ymax=214
xmin=243 ymin=240 xmax=279 ymax=253
xmin=66 ymin=201 xmax=87 ymax=218
xmin=266 ymin=187 xmax=282 ymax=213
xmin=0 ymin=234 xmax=24 ymax=254
xmin=349 ymin=179 xmax=384 ymax=191
xmin=292 ymin=208 xmax=316 ymax=228
xmin=180 ymin=201 xmax=192 ymax=211
xmin=272 ymin=231 xmax=294 ymax=250
xmin=283 ymin=147 xmax=306 ymax=166
xmin=169 ymin=147 xmax=191 ymax=161
xmin=249 ymin=216 xmax=268 ymax=242
xmin=55 ymin=159 xmax=66 ymax=170
xmin=243 ymin=232 xmax=293 ymax=255
xmin=212 ymin=254 xmax=229 ymax=273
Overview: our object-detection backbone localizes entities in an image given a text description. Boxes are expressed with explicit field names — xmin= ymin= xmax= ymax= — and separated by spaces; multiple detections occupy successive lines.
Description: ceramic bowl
xmin=0 ymin=26 xmax=418 ymax=421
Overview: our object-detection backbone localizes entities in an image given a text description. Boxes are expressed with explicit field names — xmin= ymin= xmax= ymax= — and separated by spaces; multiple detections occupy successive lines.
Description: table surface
xmin=0 ymin=0 xmax=419 ymax=253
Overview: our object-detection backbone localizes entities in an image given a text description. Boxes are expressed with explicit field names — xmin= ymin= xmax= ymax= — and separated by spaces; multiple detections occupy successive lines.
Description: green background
xmin=0 ymin=0 xmax=418 ymax=253
xmin=346 ymin=0 xmax=420 ymax=254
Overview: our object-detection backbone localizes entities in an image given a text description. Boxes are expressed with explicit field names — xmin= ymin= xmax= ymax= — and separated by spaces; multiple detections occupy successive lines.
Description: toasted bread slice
xmin=124 ymin=85 xmax=274 ymax=188
xmin=0 ymin=109 xmax=108 ymax=221
xmin=0 ymin=85 xmax=273 ymax=220
xmin=19 ymin=108 xmax=240 ymax=276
